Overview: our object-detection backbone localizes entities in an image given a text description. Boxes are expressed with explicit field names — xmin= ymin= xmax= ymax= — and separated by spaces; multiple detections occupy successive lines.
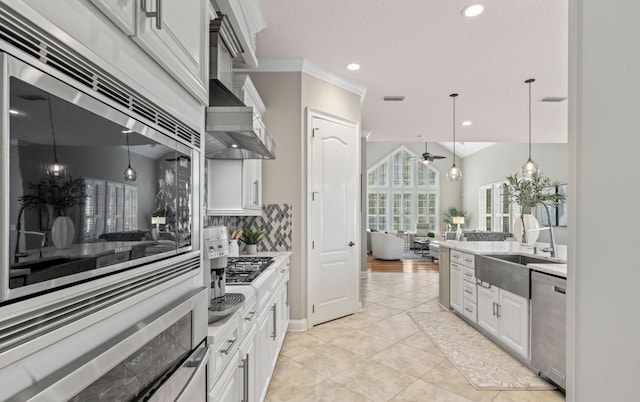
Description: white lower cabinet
xmin=477 ymin=284 xmax=529 ymax=359
xmin=450 ymin=262 xmax=463 ymax=313
xmin=209 ymin=256 xmax=290 ymax=401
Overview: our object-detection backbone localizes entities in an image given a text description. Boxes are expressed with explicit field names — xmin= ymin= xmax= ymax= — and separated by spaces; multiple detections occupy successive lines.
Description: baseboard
xmin=287 ymin=319 xmax=308 ymax=332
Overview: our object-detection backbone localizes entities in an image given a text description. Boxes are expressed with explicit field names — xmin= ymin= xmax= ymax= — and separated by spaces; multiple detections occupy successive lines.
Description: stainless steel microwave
xmin=0 ymin=51 xmax=197 ymax=303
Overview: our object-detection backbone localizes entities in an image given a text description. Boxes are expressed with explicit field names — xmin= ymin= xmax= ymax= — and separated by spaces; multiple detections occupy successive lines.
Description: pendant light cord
xmin=450 ymin=93 xmax=458 ymax=163
xmin=47 ymin=93 xmax=59 ymax=163
xmin=525 ymin=78 xmax=535 ymax=160
xmin=126 ymin=132 xmax=132 ymax=166
xmin=528 ymin=80 xmax=532 ymax=160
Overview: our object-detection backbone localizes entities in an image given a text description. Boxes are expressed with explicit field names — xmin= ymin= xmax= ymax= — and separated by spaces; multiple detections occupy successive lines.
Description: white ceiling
xmin=255 ymin=0 xmax=568 ymax=147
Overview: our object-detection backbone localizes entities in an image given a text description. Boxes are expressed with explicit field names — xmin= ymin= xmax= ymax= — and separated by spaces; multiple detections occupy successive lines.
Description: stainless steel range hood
xmin=205 ymin=106 xmax=275 ymax=159
xmin=205 ymin=15 xmax=276 ymax=159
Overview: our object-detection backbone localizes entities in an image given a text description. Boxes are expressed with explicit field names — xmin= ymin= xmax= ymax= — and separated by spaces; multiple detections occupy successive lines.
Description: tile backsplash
xmin=205 ymin=204 xmax=292 ymax=252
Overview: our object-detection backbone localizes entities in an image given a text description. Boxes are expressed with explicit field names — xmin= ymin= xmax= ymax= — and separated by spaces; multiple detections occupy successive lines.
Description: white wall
xmin=462 ymin=143 xmax=569 ymax=244
xmin=249 ymin=72 xmax=362 ymax=323
xmin=366 ymin=141 xmax=463 ymax=232
xmin=568 ymin=0 xmax=640 ymax=400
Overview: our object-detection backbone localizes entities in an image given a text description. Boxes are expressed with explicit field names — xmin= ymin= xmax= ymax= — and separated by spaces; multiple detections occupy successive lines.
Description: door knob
xmin=348 ymin=241 xmax=355 ymax=247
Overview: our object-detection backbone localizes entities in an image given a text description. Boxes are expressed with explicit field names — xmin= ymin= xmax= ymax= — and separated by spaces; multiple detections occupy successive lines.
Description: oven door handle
xmin=175 ymin=345 xmax=211 ymax=402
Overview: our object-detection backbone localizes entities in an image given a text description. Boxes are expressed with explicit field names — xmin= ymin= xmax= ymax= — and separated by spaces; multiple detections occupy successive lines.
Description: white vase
xmin=513 ymin=214 xmax=540 ymax=246
xmin=245 ymin=244 xmax=257 ymax=254
xmin=51 ymin=216 xmax=75 ymax=249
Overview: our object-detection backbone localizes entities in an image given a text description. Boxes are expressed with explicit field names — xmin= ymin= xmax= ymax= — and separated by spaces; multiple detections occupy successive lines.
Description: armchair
xmin=370 ymin=232 xmax=405 ymax=260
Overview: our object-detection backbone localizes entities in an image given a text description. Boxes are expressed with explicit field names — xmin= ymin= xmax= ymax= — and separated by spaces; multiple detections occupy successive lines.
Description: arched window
xmin=367 ymin=146 xmax=439 ymax=232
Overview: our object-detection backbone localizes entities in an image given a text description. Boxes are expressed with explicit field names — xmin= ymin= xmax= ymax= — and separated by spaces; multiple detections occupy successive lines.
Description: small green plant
xmin=443 ymin=207 xmax=467 ymax=228
xmin=427 ymin=232 xmax=435 ymax=238
xmin=240 ymin=228 xmax=266 ymax=245
xmin=19 ymin=176 xmax=87 ymax=216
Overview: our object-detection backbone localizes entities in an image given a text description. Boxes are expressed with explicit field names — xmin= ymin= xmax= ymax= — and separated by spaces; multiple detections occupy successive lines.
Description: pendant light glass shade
xmin=124 ymin=132 xmax=137 ymax=182
xmin=446 ymin=93 xmax=462 ymax=181
xmin=520 ymin=78 xmax=539 ymax=178
xmin=46 ymin=94 xmax=66 ymax=177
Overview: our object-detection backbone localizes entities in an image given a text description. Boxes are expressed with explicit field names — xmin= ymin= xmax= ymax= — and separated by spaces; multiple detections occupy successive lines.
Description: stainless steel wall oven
xmin=0 ymin=50 xmax=198 ymax=303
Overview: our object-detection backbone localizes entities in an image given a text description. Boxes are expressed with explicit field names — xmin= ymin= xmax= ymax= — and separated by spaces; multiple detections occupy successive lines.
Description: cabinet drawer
xmin=208 ymin=313 xmax=240 ymax=387
xmin=462 ymin=253 xmax=475 ymax=268
xmin=463 ymin=280 xmax=477 ymax=303
xmin=463 ymin=266 xmax=476 ymax=283
xmin=240 ymin=300 xmax=258 ymax=337
xmin=451 ymin=250 xmax=463 ymax=263
xmin=463 ymin=299 xmax=477 ymax=323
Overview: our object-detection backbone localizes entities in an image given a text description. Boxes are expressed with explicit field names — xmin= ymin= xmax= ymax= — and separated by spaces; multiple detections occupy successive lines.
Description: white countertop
xmin=436 ymin=240 xmax=567 ymax=278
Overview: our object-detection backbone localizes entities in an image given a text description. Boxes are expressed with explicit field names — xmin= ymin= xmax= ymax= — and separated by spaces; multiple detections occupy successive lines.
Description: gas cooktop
xmin=226 ymin=257 xmax=274 ymax=284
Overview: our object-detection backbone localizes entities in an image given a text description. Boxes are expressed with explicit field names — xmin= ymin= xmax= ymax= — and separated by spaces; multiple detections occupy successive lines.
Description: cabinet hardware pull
xmin=465 ymin=307 xmax=473 ymax=313
xmin=464 ymin=289 xmax=472 ymax=294
xmin=496 ymin=303 xmax=501 ymax=318
xmin=240 ymin=353 xmax=250 ymax=402
xmin=220 ymin=337 xmax=237 ymax=355
xmin=553 ymin=286 xmax=566 ymax=294
xmin=142 ymin=0 xmax=162 ymax=29
xmin=478 ymin=281 xmax=492 ymax=289
xmin=280 ymin=269 xmax=286 ymax=273
xmin=271 ymin=303 xmax=277 ymax=340
xmin=464 ymin=272 xmax=472 ymax=277
xmin=254 ymin=180 xmax=259 ymax=206
xmin=492 ymin=301 xmax=496 ymax=316
xmin=244 ymin=311 xmax=256 ymax=321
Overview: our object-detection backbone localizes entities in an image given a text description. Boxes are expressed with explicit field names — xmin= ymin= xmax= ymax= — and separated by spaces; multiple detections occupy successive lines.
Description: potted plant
xmin=503 ymin=172 xmax=566 ymax=245
xmin=19 ymin=176 xmax=87 ymax=249
xmin=240 ymin=228 xmax=266 ymax=254
xmin=443 ymin=207 xmax=467 ymax=232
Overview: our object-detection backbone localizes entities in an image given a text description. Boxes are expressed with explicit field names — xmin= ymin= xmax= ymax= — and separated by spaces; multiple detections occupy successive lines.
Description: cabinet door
xmin=498 ymin=289 xmax=530 ymax=359
xmin=89 ymin=0 xmax=136 ymax=35
xmin=449 ymin=263 xmax=463 ymax=313
xmin=477 ymin=285 xmax=500 ymax=337
xmin=242 ymin=160 xmax=262 ymax=210
xmin=257 ymin=310 xmax=273 ymax=401
xmin=134 ymin=0 xmax=208 ymax=103
xmin=210 ymin=350 xmax=243 ymax=402
xmin=276 ymin=280 xmax=289 ymax=345
xmin=239 ymin=327 xmax=258 ymax=402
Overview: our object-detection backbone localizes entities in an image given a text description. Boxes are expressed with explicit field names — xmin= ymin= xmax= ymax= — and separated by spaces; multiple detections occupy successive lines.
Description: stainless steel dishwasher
xmin=531 ymin=271 xmax=567 ymax=390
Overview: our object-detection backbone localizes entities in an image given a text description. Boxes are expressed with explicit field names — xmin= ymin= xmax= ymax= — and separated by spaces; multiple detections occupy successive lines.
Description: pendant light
xmin=46 ymin=94 xmax=66 ymax=177
xmin=124 ymin=132 xmax=137 ymax=182
xmin=521 ymin=78 xmax=540 ymax=178
xmin=446 ymin=93 xmax=462 ymax=181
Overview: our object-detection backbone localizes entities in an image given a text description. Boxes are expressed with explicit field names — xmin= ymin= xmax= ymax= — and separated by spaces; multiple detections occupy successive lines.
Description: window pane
xmin=379 ymin=216 xmax=387 ymax=231
xmin=486 ymin=188 xmax=492 ymax=214
xmin=379 ymin=193 xmax=387 ymax=215
xmin=379 ymin=162 xmax=387 ymax=186
xmin=486 ymin=216 xmax=492 ymax=231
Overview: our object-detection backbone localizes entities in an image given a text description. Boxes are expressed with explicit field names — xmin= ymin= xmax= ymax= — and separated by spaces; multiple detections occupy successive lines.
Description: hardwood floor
xmin=367 ymin=255 xmax=440 ymax=273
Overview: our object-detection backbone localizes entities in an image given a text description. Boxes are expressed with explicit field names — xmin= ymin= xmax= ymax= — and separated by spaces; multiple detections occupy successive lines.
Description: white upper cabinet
xmin=89 ymin=0 xmax=209 ymax=104
xmin=215 ymin=0 xmax=266 ymax=68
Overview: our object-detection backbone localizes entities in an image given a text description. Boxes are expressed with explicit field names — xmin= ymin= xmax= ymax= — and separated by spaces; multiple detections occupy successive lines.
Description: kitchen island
xmin=436 ymin=240 xmax=567 ymax=389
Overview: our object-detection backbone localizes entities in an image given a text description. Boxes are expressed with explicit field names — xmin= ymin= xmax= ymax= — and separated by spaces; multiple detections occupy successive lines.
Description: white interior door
xmin=308 ymin=110 xmax=360 ymax=326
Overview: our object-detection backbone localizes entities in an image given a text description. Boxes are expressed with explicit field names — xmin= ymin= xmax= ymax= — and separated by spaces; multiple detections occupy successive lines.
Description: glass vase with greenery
xmin=503 ymin=172 xmax=566 ymax=244
xmin=19 ymin=176 xmax=87 ymax=216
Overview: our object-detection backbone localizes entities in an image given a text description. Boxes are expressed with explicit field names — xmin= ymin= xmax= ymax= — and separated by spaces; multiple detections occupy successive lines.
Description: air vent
xmin=541 ymin=97 xmax=567 ymax=102
xmin=383 ymin=96 xmax=405 ymax=101
xmin=0 ymin=4 xmax=200 ymax=148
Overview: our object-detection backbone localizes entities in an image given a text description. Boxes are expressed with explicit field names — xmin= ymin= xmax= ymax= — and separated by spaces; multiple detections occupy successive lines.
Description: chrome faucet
xmin=13 ymin=204 xmax=49 ymax=263
xmin=525 ymin=226 xmax=557 ymax=258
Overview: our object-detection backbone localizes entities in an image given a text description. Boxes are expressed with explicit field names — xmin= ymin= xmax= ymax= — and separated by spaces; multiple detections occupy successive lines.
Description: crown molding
xmin=236 ymin=58 xmax=368 ymax=104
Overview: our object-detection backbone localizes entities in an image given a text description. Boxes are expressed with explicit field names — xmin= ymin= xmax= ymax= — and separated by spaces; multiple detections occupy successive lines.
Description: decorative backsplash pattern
xmin=205 ymin=204 xmax=292 ymax=252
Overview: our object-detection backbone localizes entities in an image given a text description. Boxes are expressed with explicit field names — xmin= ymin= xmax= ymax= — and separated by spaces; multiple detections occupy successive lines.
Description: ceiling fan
xmin=413 ymin=141 xmax=446 ymax=165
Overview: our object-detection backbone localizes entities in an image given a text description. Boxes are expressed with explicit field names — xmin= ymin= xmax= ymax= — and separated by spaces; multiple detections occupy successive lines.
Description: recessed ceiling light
xmin=462 ymin=4 xmax=485 ymax=17
xmin=346 ymin=63 xmax=360 ymax=71
xmin=122 ymin=129 xmax=134 ymax=133
xmin=9 ymin=109 xmax=20 ymax=115
xmin=230 ymin=144 xmax=239 ymax=149
xmin=462 ymin=121 xmax=472 ymax=126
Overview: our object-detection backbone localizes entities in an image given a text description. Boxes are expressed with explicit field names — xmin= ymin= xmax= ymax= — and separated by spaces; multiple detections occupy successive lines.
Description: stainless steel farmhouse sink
xmin=482 ymin=254 xmax=562 ymax=266
xmin=475 ymin=254 xmax=563 ymax=299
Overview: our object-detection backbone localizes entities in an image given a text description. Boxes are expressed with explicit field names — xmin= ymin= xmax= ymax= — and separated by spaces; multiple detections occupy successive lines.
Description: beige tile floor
xmin=266 ymin=271 xmax=566 ymax=402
